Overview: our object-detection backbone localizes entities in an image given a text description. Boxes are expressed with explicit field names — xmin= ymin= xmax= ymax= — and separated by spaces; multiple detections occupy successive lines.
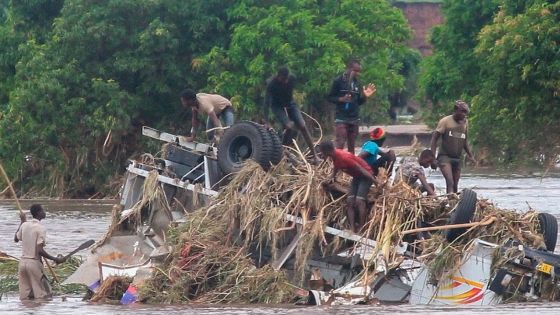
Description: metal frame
xmin=142 ymin=126 xmax=213 ymax=155
xmin=127 ymin=161 xmax=218 ymax=197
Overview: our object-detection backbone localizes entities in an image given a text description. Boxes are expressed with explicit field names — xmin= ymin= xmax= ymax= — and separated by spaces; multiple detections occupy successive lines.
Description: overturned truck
xmin=65 ymin=122 xmax=560 ymax=305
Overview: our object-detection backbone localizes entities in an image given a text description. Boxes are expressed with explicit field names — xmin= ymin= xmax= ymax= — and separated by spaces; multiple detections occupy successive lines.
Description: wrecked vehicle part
xmin=65 ymin=124 xmax=560 ymax=306
xmin=217 ymin=121 xmax=282 ymax=174
xmin=445 ymin=188 xmax=477 ymax=243
xmin=65 ymin=127 xmax=221 ymax=291
xmin=410 ymin=239 xmax=501 ymax=305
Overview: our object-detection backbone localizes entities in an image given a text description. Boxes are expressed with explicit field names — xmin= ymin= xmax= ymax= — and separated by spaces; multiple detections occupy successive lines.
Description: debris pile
xmin=91 ymin=276 xmax=133 ymax=303
xmin=95 ymin=154 xmax=553 ymax=304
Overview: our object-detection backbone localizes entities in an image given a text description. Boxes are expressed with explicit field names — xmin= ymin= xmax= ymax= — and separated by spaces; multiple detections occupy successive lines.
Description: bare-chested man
xmin=430 ymin=100 xmax=476 ymax=194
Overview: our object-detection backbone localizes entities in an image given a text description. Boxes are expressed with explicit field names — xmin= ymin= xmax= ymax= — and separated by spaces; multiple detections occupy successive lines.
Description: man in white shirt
xmin=14 ymin=204 xmax=66 ymax=300
xmin=180 ymin=89 xmax=235 ymax=142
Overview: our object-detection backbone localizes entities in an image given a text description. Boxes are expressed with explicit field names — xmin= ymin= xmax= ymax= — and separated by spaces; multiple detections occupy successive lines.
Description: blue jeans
xmin=272 ymin=102 xmax=307 ymax=145
xmin=271 ymin=102 xmax=306 ymax=129
xmin=206 ymin=106 xmax=234 ymax=140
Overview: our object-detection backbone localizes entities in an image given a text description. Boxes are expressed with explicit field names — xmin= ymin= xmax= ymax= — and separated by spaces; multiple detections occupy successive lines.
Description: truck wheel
xmin=445 ymin=188 xmax=477 ymax=243
xmin=248 ymin=121 xmax=274 ymax=171
xmin=217 ymin=122 xmax=274 ymax=174
xmin=243 ymin=121 xmax=283 ymax=167
xmin=267 ymin=128 xmax=283 ymax=165
xmin=537 ymin=212 xmax=558 ymax=252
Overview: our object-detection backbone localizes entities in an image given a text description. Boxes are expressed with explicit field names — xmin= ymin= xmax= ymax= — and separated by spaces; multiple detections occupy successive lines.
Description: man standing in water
xmin=319 ymin=140 xmax=376 ymax=233
xmin=264 ymin=66 xmax=318 ymax=162
xmin=14 ymin=204 xmax=66 ymax=300
xmin=327 ymin=58 xmax=376 ymax=154
xmin=430 ymin=100 xmax=476 ymax=194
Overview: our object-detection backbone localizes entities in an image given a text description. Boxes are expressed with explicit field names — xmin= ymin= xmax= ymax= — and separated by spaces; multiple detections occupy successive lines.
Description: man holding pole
xmin=14 ymin=204 xmax=66 ymax=300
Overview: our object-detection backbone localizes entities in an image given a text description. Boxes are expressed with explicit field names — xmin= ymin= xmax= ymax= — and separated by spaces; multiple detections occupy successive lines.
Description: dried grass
xmin=124 ymin=147 xmax=553 ymax=303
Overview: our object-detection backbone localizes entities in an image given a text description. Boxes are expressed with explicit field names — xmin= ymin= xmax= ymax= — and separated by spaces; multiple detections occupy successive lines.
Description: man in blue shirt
xmin=359 ymin=127 xmax=396 ymax=176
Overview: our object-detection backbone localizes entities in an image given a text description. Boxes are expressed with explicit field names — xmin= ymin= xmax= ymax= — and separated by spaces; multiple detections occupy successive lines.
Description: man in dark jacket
xmin=264 ymin=66 xmax=318 ymax=161
xmin=327 ymin=59 xmax=376 ymax=154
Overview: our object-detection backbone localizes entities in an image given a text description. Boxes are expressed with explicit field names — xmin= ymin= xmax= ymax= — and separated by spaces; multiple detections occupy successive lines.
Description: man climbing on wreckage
xmin=396 ymin=149 xmax=437 ymax=196
xmin=327 ymin=58 xmax=377 ymax=154
xmin=14 ymin=204 xmax=66 ymax=300
xmin=430 ymin=100 xmax=476 ymax=194
xmin=358 ymin=127 xmax=396 ymax=177
xmin=264 ymin=66 xmax=318 ymax=163
xmin=319 ymin=140 xmax=376 ymax=233
xmin=180 ymin=89 xmax=234 ymax=143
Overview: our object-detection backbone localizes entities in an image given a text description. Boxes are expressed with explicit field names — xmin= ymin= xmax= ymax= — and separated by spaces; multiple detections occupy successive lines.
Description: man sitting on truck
xmin=180 ymin=89 xmax=234 ymax=143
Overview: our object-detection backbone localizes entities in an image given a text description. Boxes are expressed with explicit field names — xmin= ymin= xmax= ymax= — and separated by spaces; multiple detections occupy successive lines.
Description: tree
xmin=418 ymin=0 xmax=499 ymax=121
xmin=0 ymin=0 xmax=415 ymax=196
xmin=0 ymin=0 xmax=233 ymax=196
xmin=0 ymin=0 xmax=63 ymax=105
xmin=196 ymin=0 xmax=412 ymax=126
xmin=472 ymin=1 xmax=560 ymax=166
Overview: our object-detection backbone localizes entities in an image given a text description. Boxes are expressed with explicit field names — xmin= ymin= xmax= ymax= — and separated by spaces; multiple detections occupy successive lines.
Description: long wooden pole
xmin=402 ymin=217 xmax=497 ymax=235
xmin=0 ymin=163 xmax=24 ymax=216
xmin=0 ymin=162 xmax=60 ymax=283
xmin=43 ymin=258 xmax=60 ymax=283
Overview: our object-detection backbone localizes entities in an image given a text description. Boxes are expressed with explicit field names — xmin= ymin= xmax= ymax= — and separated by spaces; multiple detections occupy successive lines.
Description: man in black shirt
xmin=327 ymin=59 xmax=376 ymax=154
xmin=264 ymin=67 xmax=318 ymax=161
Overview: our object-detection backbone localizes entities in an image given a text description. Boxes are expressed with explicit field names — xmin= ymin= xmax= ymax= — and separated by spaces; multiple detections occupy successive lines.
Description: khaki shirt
xmin=16 ymin=219 xmax=46 ymax=260
xmin=435 ymin=115 xmax=468 ymax=158
xmin=195 ymin=93 xmax=231 ymax=116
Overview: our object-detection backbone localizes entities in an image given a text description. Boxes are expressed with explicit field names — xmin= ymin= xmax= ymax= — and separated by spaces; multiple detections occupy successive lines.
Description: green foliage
xmin=418 ymin=0 xmax=499 ymax=122
xmin=472 ymin=1 xmax=560 ymax=165
xmin=0 ymin=257 xmax=86 ymax=296
xmin=419 ymin=0 xmax=560 ymax=166
xmin=0 ymin=0 xmax=234 ymax=196
xmin=0 ymin=0 xmax=413 ymax=196
xmin=197 ymin=0 xmax=412 ymax=125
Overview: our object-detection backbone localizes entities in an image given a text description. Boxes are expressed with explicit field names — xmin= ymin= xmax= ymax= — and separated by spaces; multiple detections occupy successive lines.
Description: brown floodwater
xmin=1 ymin=173 xmax=560 ymax=314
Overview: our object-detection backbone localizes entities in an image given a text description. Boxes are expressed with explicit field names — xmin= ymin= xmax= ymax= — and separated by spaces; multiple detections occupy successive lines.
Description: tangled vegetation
xmin=128 ymin=154 xmax=551 ymax=304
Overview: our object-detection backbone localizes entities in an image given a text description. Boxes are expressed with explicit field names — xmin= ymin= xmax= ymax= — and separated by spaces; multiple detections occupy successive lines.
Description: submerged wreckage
xmin=65 ymin=122 xmax=560 ymax=305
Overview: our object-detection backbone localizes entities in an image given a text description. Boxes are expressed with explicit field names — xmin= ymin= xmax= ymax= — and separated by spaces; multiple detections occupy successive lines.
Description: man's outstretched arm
xmin=38 ymin=243 xmax=65 ymax=264
xmin=417 ymin=173 xmax=435 ymax=196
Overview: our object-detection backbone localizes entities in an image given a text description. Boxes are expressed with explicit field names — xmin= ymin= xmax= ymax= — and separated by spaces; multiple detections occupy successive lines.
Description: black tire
xmin=217 ymin=122 xmax=275 ymax=174
xmin=245 ymin=121 xmax=284 ymax=167
xmin=445 ymin=188 xmax=477 ymax=243
xmin=267 ymin=128 xmax=283 ymax=165
xmin=246 ymin=121 xmax=275 ymax=168
xmin=537 ymin=212 xmax=558 ymax=252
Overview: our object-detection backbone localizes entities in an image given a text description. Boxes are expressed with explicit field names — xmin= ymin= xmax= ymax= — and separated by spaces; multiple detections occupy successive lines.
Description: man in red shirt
xmin=319 ymin=140 xmax=376 ymax=233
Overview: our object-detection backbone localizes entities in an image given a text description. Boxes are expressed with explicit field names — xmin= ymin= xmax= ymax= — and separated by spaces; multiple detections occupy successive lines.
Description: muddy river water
xmin=1 ymin=172 xmax=560 ymax=314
